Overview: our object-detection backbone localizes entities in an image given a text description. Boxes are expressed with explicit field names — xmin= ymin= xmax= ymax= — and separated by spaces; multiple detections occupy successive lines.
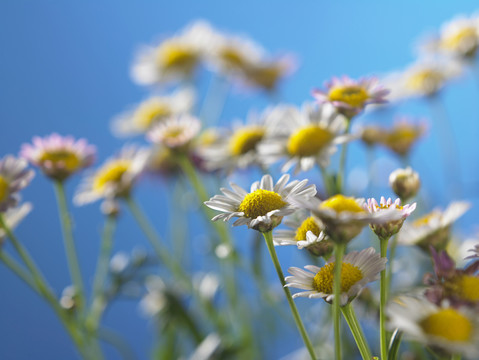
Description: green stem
xmin=451 ymin=355 xmax=461 ymax=360
xmin=262 ymin=231 xmax=316 ymax=360
xmin=341 ymin=303 xmax=372 ymax=360
xmin=336 ymin=119 xmax=351 ymax=194
xmin=333 ymin=242 xmax=345 ymax=360
xmin=97 ymin=327 xmax=137 ymax=360
xmin=0 ymin=250 xmax=38 ymax=292
xmin=53 ymin=181 xmax=86 ymax=312
xmin=86 ymin=215 xmax=117 ymax=333
xmin=386 ymin=234 xmax=398 ymax=298
xmin=380 ymin=237 xmax=390 ymax=360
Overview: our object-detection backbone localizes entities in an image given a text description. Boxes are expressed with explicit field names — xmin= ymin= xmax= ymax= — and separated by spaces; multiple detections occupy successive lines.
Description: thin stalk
xmin=319 ymin=165 xmax=333 ymax=197
xmin=199 ymin=74 xmax=230 ymax=127
xmin=386 ymin=234 xmax=398 ymax=298
xmin=333 ymin=242 xmax=346 ymax=360
xmin=53 ymin=180 xmax=86 ymax=312
xmin=341 ymin=303 xmax=372 ymax=360
xmin=262 ymin=231 xmax=317 ymax=360
xmin=451 ymin=355 xmax=461 ymax=360
xmin=0 ymin=250 xmax=38 ymax=292
xmin=380 ymin=237 xmax=390 ymax=360
xmin=97 ymin=327 xmax=137 ymax=360
xmin=86 ymin=215 xmax=117 ymax=333
xmin=336 ymin=119 xmax=351 ymax=194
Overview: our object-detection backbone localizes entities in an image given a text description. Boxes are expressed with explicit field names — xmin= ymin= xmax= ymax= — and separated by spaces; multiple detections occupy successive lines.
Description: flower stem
xmin=262 ymin=231 xmax=317 ymax=360
xmin=451 ymin=355 xmax=461 ymax=360
xmin=336 ymin=119 xmax=351 ymax=194
xmin=380 ymin=237 xmax=390 ymax=360
xmin=333 ymin=242 xmax=345 ymax=360
xmin=53 ymin=180 xmax=86 ymax=312
xmin=341 ymin=303 xmax=372 ymax=360
xmin=0 ymin=250 xmax=38 ymax=292
xmin=386 ymin=234 xmax=398 ymax=298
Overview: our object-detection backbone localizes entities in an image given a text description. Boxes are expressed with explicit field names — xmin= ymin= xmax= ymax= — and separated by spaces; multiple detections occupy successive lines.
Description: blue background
xmin=1 ymin=1 xmax=479 ymax=359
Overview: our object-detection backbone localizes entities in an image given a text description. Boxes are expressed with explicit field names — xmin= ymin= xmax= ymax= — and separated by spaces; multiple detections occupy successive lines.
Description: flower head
xmin=389 ymin=167 xmax=421 ymax=201
xmin=147 ymin=114 xmax=201 ymax=151
xmin=285 ymin=247 xmax=386 ymax=305
xmin=205 ymin=174 xmax=316 ymax=232
xmin=74 ymin=146 xmax=150 ymax=205
xmin=398 ymin=201 xmax=470 ymax=252
xmin=365 ymin=197 xmax=416 ymax=240
xmin=465 ymin=244 xmax=479 ymax=260
xmin=388 ymin=296 xmax=479 ymax=358
xmin=312 ymin=76 xmax=389 ymax=118
xmin=381 ymin=118 xmax=427 ymax=157
xmin=0 ymin=203 xmax=32 ymax=246
xmin=111 ymin=89 xmax=195 ymax=137
xmin=20 ymin=134 xmax=95 ymax=181
xmin=0 ymin=155 xmax=34 ymax=212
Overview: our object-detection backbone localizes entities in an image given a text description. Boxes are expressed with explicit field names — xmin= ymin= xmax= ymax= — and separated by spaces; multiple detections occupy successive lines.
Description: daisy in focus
xmin=111 ymin=89 xmax=195 ymax=137
xmin=259 ymin=103 xmax=350 ymax=174
xmin=0 ymin=155 xmax=34 ymax=212
xmin=398 ymin=201 xmax=470 ymax=252
xmin=204 ymin=174 xmax=316 ymax=232
xmin=312 ymin=75 xmax=389 ymax=118
xmin=285 ymin=247 xmax=386 ymax=305
xmin=388 ymin=296 xmax=479 ymax=358
xmin=20 ymin=133 xmax=96 ymax=181
xmin=74 ymin=146 xmax=150 ymax=205
xmin=147 ymin=114 xmax=201 ymax=151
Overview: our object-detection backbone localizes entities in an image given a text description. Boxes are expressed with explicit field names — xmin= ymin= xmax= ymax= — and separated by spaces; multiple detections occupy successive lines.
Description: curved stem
xmin=53 ymin=180 xmax=86 ymax=312
xmin=262 ymin=231 xmax=317 ymax=360
xmin=333 ymin=242 xmax=345 ymax=360
xmin=380 ymin=237 xmax=390 ymax=360
xmin=341 ymin=303 xmax=372 ymax=360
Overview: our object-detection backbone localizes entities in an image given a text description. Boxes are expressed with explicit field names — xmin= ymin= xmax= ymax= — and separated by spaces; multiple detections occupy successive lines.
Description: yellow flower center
xmin=313 ymin=262 xmax=363 ymax=293
xmin=442 ymin=26 xmax=478 ymax=53
xmin=162 ymin=126 xmax=185 ymax=140
xmin=229 ymin=127 xmax=265 ymax=156
xmin=295 ymin=216 xmax=321 ymax=241
xmin=133 ymin=100 xmax=172 ymax=130
xmin=458 ymin=275 xmax=479 ymax=302
xmin=413 ymin=212 xmax=437 ymax=227
xmin=320 ymin=194 xmax=366 ymax=214
xmin=219 ymin=47 xmax=249 ymax=71
xmin=328 ymin=85 xmax=369 ymax=108
xmin=93 ymin=160 xmax=131 ymax=194
xmin=420 ymin=309 xmax=472 ymax=342
xmin=0 ymin=176 xmax=9 ymax=203
xmin=238 ymin=189 xmax=287 ymax=219
xmin=197 ymin=129 xmax=219 ymax=146
xmin=247 ymin=64 xmax=283 ymax=90
xmin=156 ymin=42 xmax=198 ymax=73
xmin=287 ymin=125 xmax=334 ymax=157
xmin=38 ymin=150 xmax=81 ymax=171
xmin=407 ymin=69 xmax=444 ymax=93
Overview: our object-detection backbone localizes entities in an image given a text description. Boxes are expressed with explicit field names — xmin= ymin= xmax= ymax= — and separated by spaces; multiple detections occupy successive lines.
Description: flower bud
xmin=389 ymin=167 xmax=420 ymax=201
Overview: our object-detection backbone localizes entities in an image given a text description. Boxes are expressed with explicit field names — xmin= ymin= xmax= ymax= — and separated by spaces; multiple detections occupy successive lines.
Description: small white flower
xmin=140 ymin=276 xmax=167 ymax=317
xmin=285 ymin=247 xmax=386 ymax=305
xmin=147 ymin=114 xmax=201 ymax=149
xmin=0 ymin=155 xmax=35 ymax=213
xmin=0 ymin=203 xmax=32 ymax=245
xmin=205 ymin=174 xmax=316 ymax=232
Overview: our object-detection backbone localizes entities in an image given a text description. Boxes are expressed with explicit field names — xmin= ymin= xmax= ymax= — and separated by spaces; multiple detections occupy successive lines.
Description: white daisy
xmin=0 ymin=155 xmax=35 ymax=213
xmin=398 ymin=201 xmax=470 ymax=251
xmin=259 ymin=102 xmax=351 ymax=174
xmin=205 ymin=174 xmax=316 ymax=232
xmin=147 ymin=114 xmax=201 ymax=150
xmin=0 ymin=202 xmax=32 ymax=245
xmin=111 ymin=88 xmax=195 ymax=137
xmin=285 ymin=247 xmax=386 ymax=305
xmin=388 ymin=296 xmax=479 ymax=358
xmin=74 ymin=145 xmax=150 ymax=205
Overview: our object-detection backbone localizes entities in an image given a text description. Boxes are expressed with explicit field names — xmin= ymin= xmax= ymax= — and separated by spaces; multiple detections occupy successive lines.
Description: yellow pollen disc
xmin=413 ymin=212 xmax=437 ymax=227
xmin=229 ymin=127 xmax=265 ymax=156
xmin=156 ymin=42 xmax=198 ymax=73
xmin=0 ymin=176 xmax=9 ymax=203
xmin=133 ymin=100 xmax=172 ymax=130
xmin=420 ymin=309 xmax=472 ymax=342
xmin=295 ymin=216 xmax=321 ymax=241
xmin=442 ymin=27 xmax=478 ymax=52
xmin=320 ymin=194 xmax=365 ymax=214
xmin=219 ymin=47 xmax=249 ymax=71
xmin=163 ymin=126 xmax=184 ymax=140
xmin=458 ymin=275 xmax=479 ymax=302
xmin=238 ymin=189 xmax=287 ymax=219
xmin=328 ymin=85 xmax=369 ymax=108
xmin=39 ymin=150 xmax=81 ymax=171
xmin=93 ymin=160 xmax=131 ymax=194
xmin=197 ymin=129 xmax=219 ymax=147
xmin=287 ymin=125 xmax=334 ymax=157
xmin=313 ymin=262 xmax=363 ymax=293
xmin=247 ymin=64 xmax=283 ymax=90
xmin=407 ymin=69 xmax=444 ymax=92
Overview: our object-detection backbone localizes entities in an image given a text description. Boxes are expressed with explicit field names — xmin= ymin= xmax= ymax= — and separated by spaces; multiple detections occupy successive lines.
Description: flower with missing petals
xmin=205 ymin=174 xmax=316 ymax=233
xmin=147 ymin=115 xmax=201 ymax=151
xmin=312 ymin=76 xmax=389 ymax=118
xmin=388 ymin=296 xmax=479 ymax=358
xmin=0 ymin=155 xmax=34 ymax=212
xmin=285 ymin=247 xmax=386 ymax=305
xmin=74 ymin=146 xmax=150 ymax=205
xmin=0 ymin=203 xmax=32 ymax=246
xmin=20 ymin=134 xmax=95 ymax=181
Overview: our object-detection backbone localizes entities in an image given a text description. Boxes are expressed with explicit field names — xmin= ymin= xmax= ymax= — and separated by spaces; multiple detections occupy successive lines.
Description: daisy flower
xmin=74 ymin=146 xmax=150 ymax=206
xmin=205 ymin=174 xmax=316 ymax=233
xmin=0 ymin=155 xmax=34 ymax=213
xmin=359 ymin=125 xmax=386 ymax=147
xmin=147 ymin=114 xmax=201 ymax=150
xmin=259 ymin=103 xmax=350 ymax=174
xmin=365 ymin=197 xmax=416 ymax=240
xmin=398 ymin=201 xmax=470 ymax=252
xmin=242 ymin=56 xmax=295 ymax=92
xmin=312 ymin=75 xmax=389 ymax=118
xmin=0 ymin=203 xmax=32 ymax=245
xmin=20 ymin=133 xmax=95 ymax=181
xmin=273 ymin=210 xmax=332 ymax=257
xmin=381 ymin=118 xmax=427 ymax=157
xmin=111 ymin=88 xmax=195 ymax=137
xmin=389 ymin=167 xmax=421 ymax=201
xmin=388 ymin=296 xmax=479 ymax=358
xmin=285 ymin=247 xmax=386 ymax=305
